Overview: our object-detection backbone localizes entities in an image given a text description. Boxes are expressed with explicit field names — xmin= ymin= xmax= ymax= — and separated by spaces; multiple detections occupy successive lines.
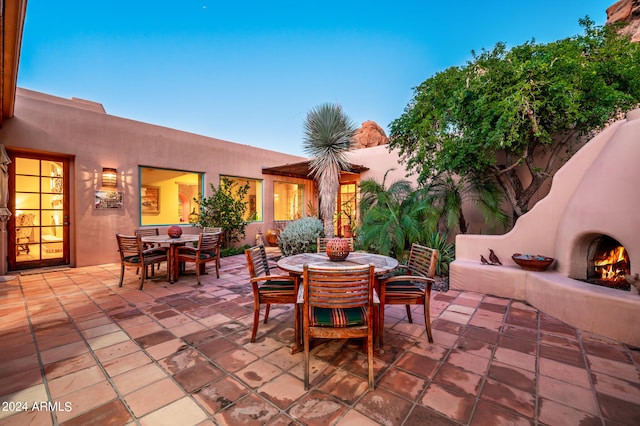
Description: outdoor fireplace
xmin=585 ymin=235 xmax=630 ymax=290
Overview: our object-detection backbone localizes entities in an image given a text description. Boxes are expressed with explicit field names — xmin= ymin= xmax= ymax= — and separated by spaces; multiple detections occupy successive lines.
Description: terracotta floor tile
xmin=488 ymin=361 xmax=536 ymax=393
xmin=102 ymin=350 xmax=151 ymax=377
xmin=538 ymin=398 xmax=601 ymax=426
xmin=498 ymin=334 xmax=537 ymax=355
xmin=454 ymin=335 xmax=495 ymax=358
xmin=234 ymin=359 xmax=283 ymax=389
xmin=356 ymin=387 xmax=415 ymax=425
xmin=591 ymin=370 xmax=640 ymax=403
xmin=48 ymin=365 xmax=106 ymax=399
xmin=587 ymin=354 xmax=640 ymax=381
xmin=480 ymin=378 xmax=536 ymax=418
xmin=333 ymin=409 xmax=381 ymax=426
xmin=377 ymin=367 xmax=428 ymax=401
xmin=0 ymin=367 xmax=43 ymax=397
xmin=87 ymin=331 xmax=131 ymax=351
xmin=39 ymin=341 xmax=88 ymax=365
xmin=174 ymin=362 xmax=224 ymax=393
xmin=125 ymin=377 xmax=185 ymax=417
xmin=93 ymin=340 xmax=140 ymax=363
xmin=420 ymin=382 xmax=475 ymax=423
xmin=596 ymin=391 xmax=640 ymax=424
xmin=59 ymin=399 xmax=132 ymax=426
xmin=145 ymin=338 xmax=186 ymax=360
xmin=159 ymin=347 xmax=207 ymax=374
xmin=461 ymin=325 xmax=500 ymax=344
xmin=395 ymin=350 xmax=440 ymax=379
xmin=209 ymin=348 xmax=259 ymax=372
xmin=539 ymin=344 xmax=585 ymax=368
xmin=538 ymin=375 xmax=599 ymax=415
xmin=403 ymin=405 xmax=460 ymax=426
xmin=192 ymin=376 xmax=251 ymax=415
xmin=539 ymin=357 xmax=591 ymax=388
xmin=214 ymin=393 xmax=280 ymax=425
xmin=258 ymin=373 xmax=307 ymax=409
xmin=471 ymin=400 xmax=533 ymax=425
xmin=55 ymin=380 xmax=118 ymax=423
xmin=112 ymin=363 xmax=168 ymax=395
xmin=445 ymin=349 xmax=491 ymax=375
xmin=493 ymin=347 xmax=536 ymax=372
xmin=140 ymin=397 xmax=208 ymax=426
xmin=432 ymin=363 xmax=483 ymax=396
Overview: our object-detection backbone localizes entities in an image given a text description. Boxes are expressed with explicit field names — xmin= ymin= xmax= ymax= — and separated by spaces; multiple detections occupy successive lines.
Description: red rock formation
xmin=352 ymin=121 xmax=388 ymax=149
xmin=607 ymin=0 xmax=640 ymax=42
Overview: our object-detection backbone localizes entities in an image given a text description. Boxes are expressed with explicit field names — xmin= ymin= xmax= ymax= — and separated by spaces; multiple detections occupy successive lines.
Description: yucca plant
xmin=303 ymin=103 xmax=356 ymax=238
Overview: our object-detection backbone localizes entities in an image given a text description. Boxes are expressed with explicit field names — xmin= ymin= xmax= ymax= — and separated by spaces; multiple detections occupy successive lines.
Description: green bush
xmin=278 ymin=217 xmax=324 ymax=256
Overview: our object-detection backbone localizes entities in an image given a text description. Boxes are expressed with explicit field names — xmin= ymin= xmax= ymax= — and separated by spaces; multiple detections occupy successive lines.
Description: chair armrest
xmin=142 ymin=247 xmax=168 ymax=256
xmin=175 ymin=246 xmax=198 ymax=255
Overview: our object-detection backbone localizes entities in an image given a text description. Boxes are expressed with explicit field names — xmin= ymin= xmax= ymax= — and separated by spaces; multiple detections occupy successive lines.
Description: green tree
xmin=389 ymin=19 xmax=640 ymax=221
xmin=194 ymin=176 xmax=250 ymax=248
xmin=303 ymin=103 xmax=356 ymax=238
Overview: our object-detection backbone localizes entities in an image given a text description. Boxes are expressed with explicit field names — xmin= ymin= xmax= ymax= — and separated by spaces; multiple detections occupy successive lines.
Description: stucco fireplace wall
xmin=450 ymin=109 xmax=640 ymax=346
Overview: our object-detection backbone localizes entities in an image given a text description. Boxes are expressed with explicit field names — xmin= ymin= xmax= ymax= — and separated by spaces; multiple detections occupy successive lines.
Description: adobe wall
xmin=1 ymin=88 xmax=307 ymax=269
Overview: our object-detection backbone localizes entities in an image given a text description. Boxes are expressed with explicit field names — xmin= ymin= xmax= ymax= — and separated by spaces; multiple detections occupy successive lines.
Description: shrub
xmin=278 ymin=217 xmax=324 ymax=256
xmin=424 ymin=231 xmax=455 ymax=276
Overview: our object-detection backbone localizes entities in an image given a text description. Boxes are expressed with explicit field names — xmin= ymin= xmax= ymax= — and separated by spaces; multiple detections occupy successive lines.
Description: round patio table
xmin=276 ymin=252 xmax=398 ymax=276
xmin=140 ymin=234 xmax=200 ymax=283
xmin=277 ymin=251 xmax=398 ymax=353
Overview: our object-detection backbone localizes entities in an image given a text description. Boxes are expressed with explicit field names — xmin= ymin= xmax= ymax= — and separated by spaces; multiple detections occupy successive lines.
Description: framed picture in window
xmin=141 ymin=185 xmax=160 ymax=214
xmin=95 ymin=190 xmax=123 ymax=209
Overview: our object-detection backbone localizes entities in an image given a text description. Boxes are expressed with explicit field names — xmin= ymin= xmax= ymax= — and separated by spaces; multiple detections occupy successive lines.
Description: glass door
xmin=8 ymin=152 xmax=70 ymax=270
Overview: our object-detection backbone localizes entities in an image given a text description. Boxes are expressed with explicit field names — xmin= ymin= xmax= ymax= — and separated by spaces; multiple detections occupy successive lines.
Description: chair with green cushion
xmin=302 ymin=263 xmax=376 ymax=390
xmin=379 ymin=243 xmax=438 ymax=344
xmin=245 ymin=245 xmax=298 ymax=343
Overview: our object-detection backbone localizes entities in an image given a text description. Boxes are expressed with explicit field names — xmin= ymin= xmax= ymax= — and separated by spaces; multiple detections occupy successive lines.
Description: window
xmin=222 ymin=176 xmax=263 ymax=222
xmin=274 ymin=182 xmax=304 ymax=221
xmin=139 ymin=167 xmax=203 ymax=226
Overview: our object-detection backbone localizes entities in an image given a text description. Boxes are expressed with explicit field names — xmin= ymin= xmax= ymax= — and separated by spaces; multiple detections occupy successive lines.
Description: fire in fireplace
xmin=586 ymin=235 xmax=630 ymax=290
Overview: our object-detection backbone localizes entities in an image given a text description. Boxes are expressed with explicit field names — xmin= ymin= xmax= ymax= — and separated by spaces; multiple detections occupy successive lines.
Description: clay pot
xmin=167 ymin=225 xmax=183 ymax=238
xmin=265 ymin=229 xmax=280 ymax=247
xmin=326 ymin=237 xmax=351 ymax=261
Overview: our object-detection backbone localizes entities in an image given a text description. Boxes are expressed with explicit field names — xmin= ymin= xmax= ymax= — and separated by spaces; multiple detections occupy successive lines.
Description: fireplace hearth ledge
xmin=450 ymin=260 xmax=640 ymax=347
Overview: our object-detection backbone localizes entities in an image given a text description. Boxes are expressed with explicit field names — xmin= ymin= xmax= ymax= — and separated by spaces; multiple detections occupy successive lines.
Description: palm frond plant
xmin=303 ymin=103 xmax=356 ymax=238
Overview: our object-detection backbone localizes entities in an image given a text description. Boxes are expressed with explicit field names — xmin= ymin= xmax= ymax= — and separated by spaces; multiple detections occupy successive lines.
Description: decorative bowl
xmin=326 ymin=238 xmax=351 ymax=261
xmin=167 ymin=225 xmax=183 ymax=238
xmin=512 ymin=253 xmax=554 ymax=271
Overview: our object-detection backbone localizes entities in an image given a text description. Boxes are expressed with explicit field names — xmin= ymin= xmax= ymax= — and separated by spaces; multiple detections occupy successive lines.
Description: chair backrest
xmin=134 ymin=228 xmax=159 ymax=238
xmin=198 ymin=232 xmax=222 ymax=253
xmin=16 ymin=213 xmax=35 ymax=238
xmin=202 ymin=227 xmax=222 ymax=234
xmin=303 ymin=263 xmax=374 ymax=310
xmin=245 ymin=245 xmax=270 ymax=278
xmin=407 ymin=243 xmax=439 ymax=278
xmin=317 ymin=237 xmax=355 ymax=253
xmin=116 ymin=234 xmax=141 ymax=261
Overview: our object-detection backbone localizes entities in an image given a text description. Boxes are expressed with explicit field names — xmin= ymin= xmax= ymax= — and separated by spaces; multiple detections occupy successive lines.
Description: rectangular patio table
xmin=140 ymin=234 xmax=200 ymax=283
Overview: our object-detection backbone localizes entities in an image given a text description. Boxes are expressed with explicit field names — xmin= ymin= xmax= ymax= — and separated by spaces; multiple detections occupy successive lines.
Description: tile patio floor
xmin=1 ymin=251 xmax=639 ymax=425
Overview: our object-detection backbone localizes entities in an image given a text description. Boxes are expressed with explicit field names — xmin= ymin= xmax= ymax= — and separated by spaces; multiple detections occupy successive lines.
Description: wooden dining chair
xmin=245 ymin=245 xmax=299 ymax=343
xmin=134 ymin=227 xmax=161 ymax=275
xmin=379 ymin=243 xmax=438 ymax=344
xmin=202 ymin=227 xmax=223 ymax=268
xmin=174 ymin=232 xmax=222 ymax=284
xmin=302 ymin=263 xmax=376 ymax=390
xmin=316 ymin=237 xmax=354 ymax=253
xmin=116 ymin=233 xmax=168 ymax=290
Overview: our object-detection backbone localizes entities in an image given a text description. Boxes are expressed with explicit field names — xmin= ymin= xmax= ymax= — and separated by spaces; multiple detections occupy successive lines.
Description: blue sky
xmin=18 ymin=1 xmax=611 ymax=157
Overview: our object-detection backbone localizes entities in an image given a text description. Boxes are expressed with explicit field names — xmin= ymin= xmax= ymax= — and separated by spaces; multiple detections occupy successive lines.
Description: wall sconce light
xmin=102 ymin=168 xmax=117 ymax=188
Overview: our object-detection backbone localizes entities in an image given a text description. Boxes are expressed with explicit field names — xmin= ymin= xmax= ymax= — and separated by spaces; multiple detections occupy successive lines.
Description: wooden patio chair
xmin=244 ymin=245 xmax=298 ymax=343
xmin=134 ymin=227 xmax=161 ymax=275
xmin=202 ymin=227 xmax=222 ymax=268
xmin=379 ymin=243 xmax=438 ymax=344
xmin=316 ymin=237 xmax=354 ymax=253
xmin=174 ymin=231 xmax=222 ymax=284
xmin=302 ymin=263 xmax=376 ymax=390
xmin=116 ymin=233 xmax=168 ymax=290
